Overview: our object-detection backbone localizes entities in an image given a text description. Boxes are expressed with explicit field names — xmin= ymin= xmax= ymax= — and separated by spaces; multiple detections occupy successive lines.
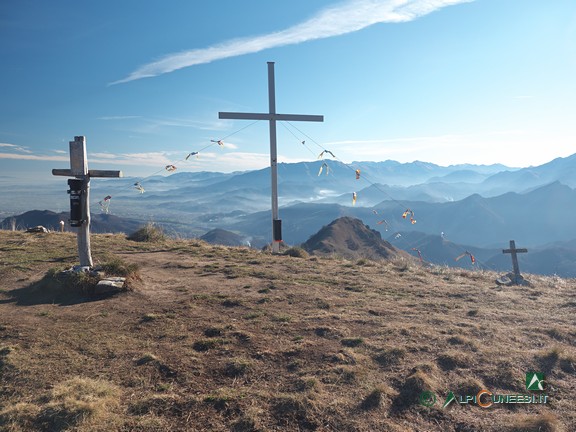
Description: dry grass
xmin=0 ymin=377 xmax=121 ymax=432
xmin=39 ymin=377 xmax=121 ymax=429
xmin=0 ymin=230 xmax=575 ymax=431
xmin=507 ymin=412 xmax=562 ymax=432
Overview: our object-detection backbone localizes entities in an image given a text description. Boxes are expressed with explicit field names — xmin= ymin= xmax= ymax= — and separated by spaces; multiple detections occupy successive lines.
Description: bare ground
xmin=0 ymin=231 xmax=575 ymax=431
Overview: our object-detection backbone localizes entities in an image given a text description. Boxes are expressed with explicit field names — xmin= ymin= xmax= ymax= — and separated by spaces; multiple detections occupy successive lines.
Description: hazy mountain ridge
xmin=388 ymin=230 xmax=576 ymax=277
xmin=480 ymin=153 xmax=576 ymax=192
xmin=3 ymin=154 xmax=576 ymax=277
xmin=0 ymin=210 xmax=143 ymax=234
xmin=224 ymin=181 xmax=576 ymax=249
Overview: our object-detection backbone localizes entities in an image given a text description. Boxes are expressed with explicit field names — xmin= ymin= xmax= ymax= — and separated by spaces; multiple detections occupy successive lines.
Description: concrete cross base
xmin=496 ymin=272 xmax=530 ymax=286
xmin=71 ymin=265 xmax=92 ymax=274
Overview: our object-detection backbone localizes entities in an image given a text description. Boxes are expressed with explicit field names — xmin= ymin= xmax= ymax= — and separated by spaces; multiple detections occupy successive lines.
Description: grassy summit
xmin=0 ymin=231 xmax=574 ymax=431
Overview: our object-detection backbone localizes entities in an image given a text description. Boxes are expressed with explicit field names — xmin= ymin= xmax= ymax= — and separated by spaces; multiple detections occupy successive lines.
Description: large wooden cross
xmin=503 ymin=240 xmax=528 ymax=283
xmin=52 ymin=136 xmax=123 ymax=268
xmin=218 ymin=62 xmax=323 ymax=253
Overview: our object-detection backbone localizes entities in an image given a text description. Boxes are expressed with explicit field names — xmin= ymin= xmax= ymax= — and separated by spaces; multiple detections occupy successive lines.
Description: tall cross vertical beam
xmin=218 ymin=62 xmax=323 ymax=253
xmin=53 ymin=136 xmax=123 ymax=268
xmin=503 ymin=240 xmax=528 ymax=283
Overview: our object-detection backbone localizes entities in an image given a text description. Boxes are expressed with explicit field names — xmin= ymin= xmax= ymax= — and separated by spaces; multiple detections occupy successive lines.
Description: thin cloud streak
xmin=320 ymin=130 xmax=554 ymax=166
xmin=101 ymin=115 xmax=230 ymax=134
xmin=98 ymin=115 xmax=142 ymax=121
xmin=111 ymin=0 xmax=473 ymax=85
xmin=0 ymin=150 xmax=173 ymax=166
xmin=0 ymin=153 xmax=68 ymax=162
xmin=324 ymin=130 xmax=528 ymax=152
xmin=0 ymin=143 xmax=32 ymax=153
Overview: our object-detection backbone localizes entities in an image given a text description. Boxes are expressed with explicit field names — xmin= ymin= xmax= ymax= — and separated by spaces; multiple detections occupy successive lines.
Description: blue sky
xmin=1 ymin=0 xmax=576 ymax=180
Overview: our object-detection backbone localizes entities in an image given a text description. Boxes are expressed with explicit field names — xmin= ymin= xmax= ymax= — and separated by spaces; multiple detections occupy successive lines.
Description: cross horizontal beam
xmin=219 ymin=112 xmax=323 ymax=122
xmin=89 ymin=169 xmax=124 ymax=178
xmin=52 ymin=169 xmax=123 ymax=178
xmin=503 ymin=248 xmax=528 ymax=254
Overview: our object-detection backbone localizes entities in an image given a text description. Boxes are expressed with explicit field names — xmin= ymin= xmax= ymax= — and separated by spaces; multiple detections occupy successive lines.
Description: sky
xmin=1 ymin=0 xmax=576 ymax=180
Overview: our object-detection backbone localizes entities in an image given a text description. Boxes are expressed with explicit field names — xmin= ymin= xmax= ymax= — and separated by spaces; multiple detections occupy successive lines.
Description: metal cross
xmin=502 ymin=240 xmax=528 ymax=283
xmin=218 ymin=62 xmax=324 ymax=253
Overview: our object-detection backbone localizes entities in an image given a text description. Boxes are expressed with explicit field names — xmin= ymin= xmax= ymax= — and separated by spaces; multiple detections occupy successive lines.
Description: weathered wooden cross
xmin=503 ymin=240 xmax=528 ymax=283
xmin=52 ymin=136 xmax=123 ymax=269
xmin=218 ymin=62 xmax=324 ymax=253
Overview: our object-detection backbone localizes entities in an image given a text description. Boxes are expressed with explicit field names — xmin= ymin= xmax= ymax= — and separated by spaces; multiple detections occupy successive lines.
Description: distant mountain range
xmin=0 ymin=210 xmax=142 ymax=234
xmin=389 ymin=230 xmax=576 ymax=278
xmin=225 ymin=181 xmax=576 ymax=249
xmin=3 ymin=153 xmax=576 ymax=277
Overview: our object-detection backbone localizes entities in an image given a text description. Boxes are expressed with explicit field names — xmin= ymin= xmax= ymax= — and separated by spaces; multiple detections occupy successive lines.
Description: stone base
xmin=95 ymin=277 xmax=126 ymax=295
xmin=496 ymin=272 xmax=530 ymax=286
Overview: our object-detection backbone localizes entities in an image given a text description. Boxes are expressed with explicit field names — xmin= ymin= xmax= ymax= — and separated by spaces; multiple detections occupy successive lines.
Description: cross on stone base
xmin=502 ymin=240 xmax=528 ymax=285
xmin=52 ymin=136 xmax=123 ymax=268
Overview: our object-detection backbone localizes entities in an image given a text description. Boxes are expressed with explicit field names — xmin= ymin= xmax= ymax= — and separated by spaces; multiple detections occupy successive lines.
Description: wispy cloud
xmin=0 ymin=153 xmax=68 ymax=162
xmin=219 ymin=142 xmax=238 ymax=150
xmin=98 ymin=115 xmax=142 ymax=121
xmin=84 ymin=149 xmax=301 ymax=172
xmin=325 ymin=130 xmax=526 ymax=156
xmin=88 ymin=151 xmax=175 ymax=167
xmin=90 ymin=152 xmax=124 ymax=160
xmin=144 ymin=117 xmax=225 ymax=130
xmin=0 ymin=142 xmax=32 ymax=153
xmin=99 ymin=115 xmax=229 ymax=133
xmin=111 ymin=0 xmax=473 ymax=85
xmin=320 ymin=130 xmax=539 ymax=166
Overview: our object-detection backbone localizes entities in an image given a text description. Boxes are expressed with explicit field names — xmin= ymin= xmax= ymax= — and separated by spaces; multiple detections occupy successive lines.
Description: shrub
xmin=100 ymin=257 xmax=139 ymax=277
xmin=204 ymin=327 xmax=224 ymax=337
xmin=64 ymin=271 xmax=100 ymax=295
xmin=224 ymin=359 xmax=251 ymax=377
xmin=127 ymin=222 xmax=166 ymax=242
xmin=283 ymin=247 xmax=309 ymax=258
xmin=373 ymin=347 xmax=406 ymax=367
xmin=360 ymin=387 xmax=384 ymax=410
xmin=341 ymin=338 xmax=364 ymax=348
xmin=192 ymin=339 xmax=224 ymax=352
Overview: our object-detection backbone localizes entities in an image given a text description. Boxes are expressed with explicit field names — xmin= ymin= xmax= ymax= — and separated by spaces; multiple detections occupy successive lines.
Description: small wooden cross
xmin=502 ymin=240 xmax=528 ymax=283
xmin=52 ymin=136 xmax=123 ymax=268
